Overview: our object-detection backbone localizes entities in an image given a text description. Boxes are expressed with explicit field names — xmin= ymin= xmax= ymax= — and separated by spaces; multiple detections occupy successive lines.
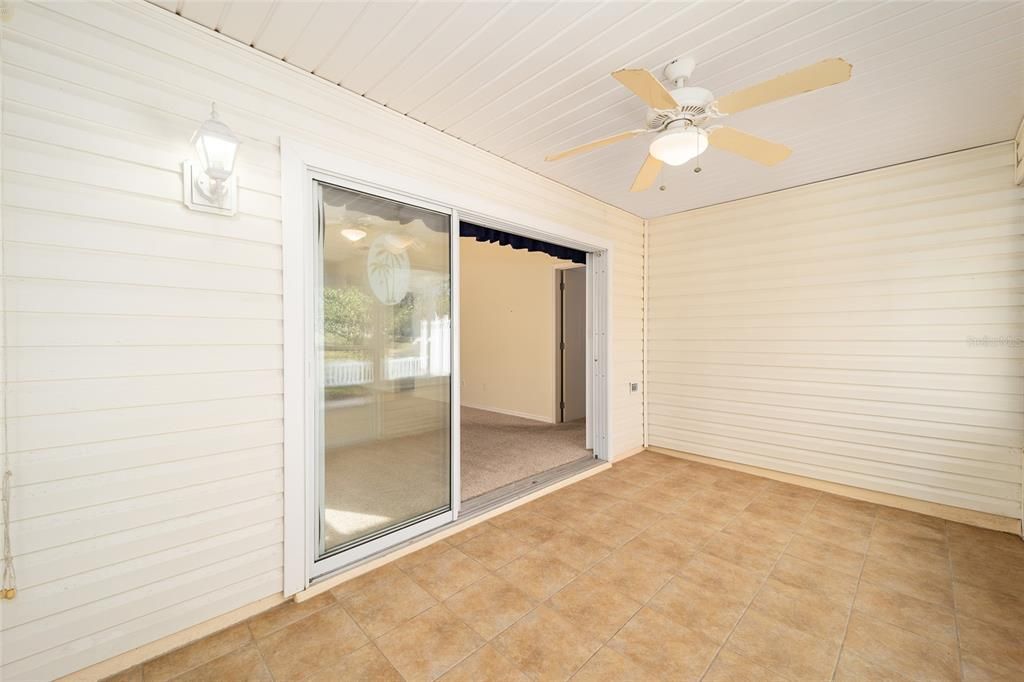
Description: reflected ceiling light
xmin=649 ymin=125 xmax=708 ymax=166
xmin=340 ymin=228 xmax=367 ymax=242
xmin=183 ymin=103 xmax=241 ymax=216
xmin=383 ymin=234 xmax=417 ymax=251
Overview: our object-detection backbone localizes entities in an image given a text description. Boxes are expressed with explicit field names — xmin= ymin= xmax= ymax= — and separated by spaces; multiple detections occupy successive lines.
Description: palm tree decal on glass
xmin=367 ymin=234 xmax=411 ymax=305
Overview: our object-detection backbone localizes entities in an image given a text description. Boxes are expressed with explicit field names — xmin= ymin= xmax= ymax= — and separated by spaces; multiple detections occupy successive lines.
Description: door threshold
xmin=459 ymin=455 xmax=599 ymax=519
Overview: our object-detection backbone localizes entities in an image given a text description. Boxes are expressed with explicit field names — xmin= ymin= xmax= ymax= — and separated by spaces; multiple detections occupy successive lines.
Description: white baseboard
xmin=650 ymin=445 xmax=1022 ymax=535
xmin=460 ymin=402 xmax=554 ymax=424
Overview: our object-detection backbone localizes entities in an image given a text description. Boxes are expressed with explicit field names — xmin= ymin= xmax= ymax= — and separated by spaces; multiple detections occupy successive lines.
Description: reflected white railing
xmin=324 ymin=315 xmax=451 ymax=387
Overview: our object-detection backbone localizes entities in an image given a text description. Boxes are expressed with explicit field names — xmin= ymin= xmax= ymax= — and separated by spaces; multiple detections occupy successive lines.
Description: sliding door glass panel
xmin=317 ymin=181 xmax=451 ymax=558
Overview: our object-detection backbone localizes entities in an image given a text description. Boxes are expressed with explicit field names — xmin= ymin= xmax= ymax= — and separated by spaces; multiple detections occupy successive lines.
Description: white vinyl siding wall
xmin=648 ymin=143 xmax=1024 ymax=520
xmin=0 ymin=2 xmax=644 ymax=679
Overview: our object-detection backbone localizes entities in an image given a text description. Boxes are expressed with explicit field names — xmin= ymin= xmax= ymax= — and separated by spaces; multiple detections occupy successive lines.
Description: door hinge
xmin=560 ymin=281 xmax=565 ymax=291
xmin=560 ymin=401 xmax=565 ymax=409
xmin=560 ymin=341 xmax=565 ymax=350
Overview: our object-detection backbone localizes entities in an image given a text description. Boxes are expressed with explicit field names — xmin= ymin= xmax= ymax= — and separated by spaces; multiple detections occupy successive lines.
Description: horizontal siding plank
xmin=8 ymin=421 xmax=283 ymax=487
xmin=10 ymin=469 xmax=283 ymax=554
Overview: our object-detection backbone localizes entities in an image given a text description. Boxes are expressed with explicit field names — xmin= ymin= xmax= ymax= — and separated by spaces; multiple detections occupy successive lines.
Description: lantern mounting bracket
xmin=182 ymin=159 xmax=238 ymax=216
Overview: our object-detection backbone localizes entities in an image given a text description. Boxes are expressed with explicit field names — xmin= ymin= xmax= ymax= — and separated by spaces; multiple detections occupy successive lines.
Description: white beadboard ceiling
xmin=147 ymin=0 xmax=1024 ymax=218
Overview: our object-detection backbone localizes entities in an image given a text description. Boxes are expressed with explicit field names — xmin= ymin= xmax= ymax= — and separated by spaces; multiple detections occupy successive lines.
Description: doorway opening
xmin=458 ymin=224 xmax=592 ymax=508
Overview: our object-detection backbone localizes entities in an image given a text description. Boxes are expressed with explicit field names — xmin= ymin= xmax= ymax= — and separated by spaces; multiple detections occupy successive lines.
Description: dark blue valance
xmin=460 ymin=222 xmax=587 ymax=265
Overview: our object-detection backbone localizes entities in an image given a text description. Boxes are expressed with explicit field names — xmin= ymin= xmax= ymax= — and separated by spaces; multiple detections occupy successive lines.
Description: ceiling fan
xmin=545 ymin=57 xmax=852 ymax=192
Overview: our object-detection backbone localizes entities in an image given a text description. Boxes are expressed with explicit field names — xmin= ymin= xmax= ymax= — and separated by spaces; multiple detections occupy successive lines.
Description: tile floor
xmin=107 ymin=451 xmax=1024 ymax=681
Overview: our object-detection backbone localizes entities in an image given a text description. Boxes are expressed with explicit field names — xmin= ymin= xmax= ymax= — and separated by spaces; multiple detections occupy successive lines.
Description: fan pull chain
xmin=2 ymin=465 xmax=15 ymax=600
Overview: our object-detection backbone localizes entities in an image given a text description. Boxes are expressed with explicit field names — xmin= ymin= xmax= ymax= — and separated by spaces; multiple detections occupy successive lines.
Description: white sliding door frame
xmin=281 ymin=138 xmax=612 ymax=596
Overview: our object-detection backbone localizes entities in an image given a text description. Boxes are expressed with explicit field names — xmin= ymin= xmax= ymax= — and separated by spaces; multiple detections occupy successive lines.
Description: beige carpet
xmin=460 ymin=406 xmax=589 ymax=501
xmin=321 ymin=406 xmax=588 ymax=550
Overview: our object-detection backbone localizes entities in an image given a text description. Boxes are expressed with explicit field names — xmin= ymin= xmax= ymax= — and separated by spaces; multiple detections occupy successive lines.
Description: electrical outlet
xmin=629 ymin=382 xmax=639 ymax=393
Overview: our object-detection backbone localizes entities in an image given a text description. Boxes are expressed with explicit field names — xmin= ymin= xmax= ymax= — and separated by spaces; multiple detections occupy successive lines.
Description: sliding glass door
xmin=314 ymin=180 xmax=454 ymax=567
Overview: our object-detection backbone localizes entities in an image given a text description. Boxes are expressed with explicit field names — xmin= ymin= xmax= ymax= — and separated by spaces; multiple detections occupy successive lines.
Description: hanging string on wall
xmin=2 ymin=461 xmax=15 ymax=599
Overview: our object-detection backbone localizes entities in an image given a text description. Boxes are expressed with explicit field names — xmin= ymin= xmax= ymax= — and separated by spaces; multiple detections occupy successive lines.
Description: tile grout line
xmin=945 ymin=521 xmax=967 ymax=682
xmin=694 ymin=483 xmax=821 ymax=681
xmin=826 ymin=511 xmax=879 ymax=681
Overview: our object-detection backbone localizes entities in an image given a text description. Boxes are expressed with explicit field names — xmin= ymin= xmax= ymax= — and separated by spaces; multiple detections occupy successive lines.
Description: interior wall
xmin=648 ymin=143 xmax=1024 ymax=521
xmin=459 ymin=238 xmax=563 ymax=423
xmin=0 ymin=2 xmax=645 ymax=679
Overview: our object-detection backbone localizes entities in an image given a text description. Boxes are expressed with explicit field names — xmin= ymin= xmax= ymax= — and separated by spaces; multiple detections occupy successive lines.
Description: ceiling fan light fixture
xmin=340 ymin=228 xmax=368 ymax=242
xmin=649 ymin=127 xmax=708 ymax=166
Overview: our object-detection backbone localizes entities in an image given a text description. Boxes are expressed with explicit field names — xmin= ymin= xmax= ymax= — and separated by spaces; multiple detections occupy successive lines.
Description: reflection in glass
xmin=317 ymin=182 xmax=451 ymax=556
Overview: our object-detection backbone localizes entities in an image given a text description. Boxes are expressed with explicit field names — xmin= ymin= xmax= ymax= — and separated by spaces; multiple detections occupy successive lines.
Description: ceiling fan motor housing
xmin=646 ymin=86 xmax=715 ymax=130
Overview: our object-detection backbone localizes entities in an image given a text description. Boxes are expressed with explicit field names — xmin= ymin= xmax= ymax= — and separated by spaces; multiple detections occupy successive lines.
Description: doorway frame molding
xmin=280 ymin=138 xmax=613 ymax=596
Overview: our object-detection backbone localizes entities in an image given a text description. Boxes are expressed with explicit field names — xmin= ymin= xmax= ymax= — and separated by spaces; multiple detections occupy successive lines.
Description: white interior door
xmin=560 ymin=266 xmax=587 ymax=423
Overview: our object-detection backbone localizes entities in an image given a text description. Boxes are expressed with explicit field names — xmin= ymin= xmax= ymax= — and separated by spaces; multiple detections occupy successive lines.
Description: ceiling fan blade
xmin=630 ymin=154 xmax=663 ymax=192
xmin=612 ymin=69 xmax=678 ymax=110
xmin=714 ymin=58 xmax=852 ymax=114
xmin=708 ymin=127 xmax=791 ymax=166
xmin=545 ymin=129 xmax=647 ymax=162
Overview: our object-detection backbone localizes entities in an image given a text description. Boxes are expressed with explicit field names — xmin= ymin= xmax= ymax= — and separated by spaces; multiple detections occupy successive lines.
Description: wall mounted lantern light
xmin=183 ymin=103 xmax=240 ymax=216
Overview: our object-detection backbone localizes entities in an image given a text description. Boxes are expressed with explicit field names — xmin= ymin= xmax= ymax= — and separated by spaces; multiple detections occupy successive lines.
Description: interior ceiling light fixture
xmin=545 ymin=56 xmax=852 ymax=192
xmin=340 ymin=228 xmax=368 ymax=242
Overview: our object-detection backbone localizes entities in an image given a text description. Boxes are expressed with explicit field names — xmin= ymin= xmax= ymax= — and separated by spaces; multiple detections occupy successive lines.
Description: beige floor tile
xmin=872 ymin=518 xmax=947 ymax=547
xmin=784 ymin=533 xmax=865 ymax=577
xmin=304 ymin=643 xmax=403 ymax=682
xmin=854 ymin=580 xmax=957 ymax=648
xmin=564 ymin=510 xmax=645 ymax=548
xmin=437 ymin=644 xmax=529 ymax=682
xmin=457 ymin=525 xmax=530 ymax=570
xmin=143 ymin=624 xmax=252 ymax=682
xmin=749 ymin=578 xmax=851 ymax=643
xmin=547 ymin=573 xmax=642 ymax=642
xmin=169 ymin=644 xmax=271 ymax=682
xmin=743 ymin=498 xmax=809 ymax=526
xmin=533 ymin=530 xmax=611 ymax=572
xmin=951 ymin=550 xmax=1024 ymax=599
xmin=495 ymin=549 xmax=578 ymax=602
xmin=494 ymin=604 xmax=601 ymax=681
xmin=798 ymin=514 xmax=871 ymax=553
xmin=336 ymin=564 xmax=437 ymax=638
xmin=683 ymin=552 xmax=764 ymax=604
xmin=861 ymin=554 xmax=954 ymax=607
xmin=570 ymin=646 xmax=650 ymax=682
xmin=771 ymin=554 xmax=860 ymax=605
xmin=673 ymin=493 xmax=740 ymax=529
xmin=961 ymin=651 xmax=1023 ymax=682
xmin=957 ymin=614 xmax=1024 ymax=673
xmin=702 ymin=530 xmax=785 ymax=576
xmin=947 ymin=523 xmax=1024 ymax=564
xmin=606 ymin=607 xmax=719 ymax=680
xmin=954 ymin=581 xmax=1024 ymax=634
xmin=585 ymin=549 xmax=674 ymax=603
xmin=403 ymin=547 xmax=490 ymax=600
xmin=256 ymin=605 xmax=368 ymax=681
xmin=444 ymin=574 xmax=535 ymax=640
xmin=375 ymin=605 xmax=484 ymax=681
xmin=842 ymin=611 xmax=959 ymax=682
xmin=703 ymin=647 xmax=790 ymax=682
xmin=869 ymin=535 xmax=951 ymax=573
xmin=444 ymin=521 xmax=491 ymax=546
xmin=601 ymin=499 xmax=665 ymax=528
xmin=834 ymin=648 xmax=911 ymax=682
xmin=647 ymin=576 xmax=748 ymax=643
xmin=721 ymin=514 xmax=795 ymax=546
xmin=394 ymin=540 xmax=452 ymax=571
xmin=247 ymin=593 xmax=336 ymax=640
xmin=500 ymin=512 xmax=564 ymax=545
xmin=618 ymin=529 xmax=696 ymax=574
xmin=643 ymin=513 xmax=718 ymax=546
xmin=726 ymin=608 xmax=841 ymax=681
